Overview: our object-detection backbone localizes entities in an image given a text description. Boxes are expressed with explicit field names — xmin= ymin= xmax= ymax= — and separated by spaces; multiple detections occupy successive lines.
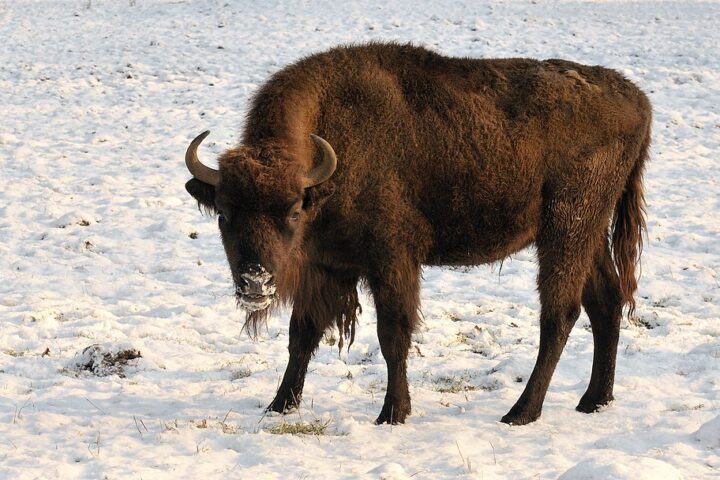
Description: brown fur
xmin=185 ymin=42 xmax=651 ymax=425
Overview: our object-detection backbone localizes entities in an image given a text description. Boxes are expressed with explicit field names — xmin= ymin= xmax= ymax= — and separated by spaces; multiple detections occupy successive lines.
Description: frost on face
xmin=236 ymin=266 xmax=277 ymax=312
xmin=238 ymin=294 xmax=274 ymax=312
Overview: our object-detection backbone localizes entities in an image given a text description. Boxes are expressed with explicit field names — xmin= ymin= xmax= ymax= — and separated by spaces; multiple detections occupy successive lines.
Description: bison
xmin=184 ymin=42 xmax=650 ymax=425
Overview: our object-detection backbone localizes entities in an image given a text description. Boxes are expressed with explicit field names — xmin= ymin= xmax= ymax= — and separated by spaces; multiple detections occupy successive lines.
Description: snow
xmin=558 ymin=453 xmax=684 ymax=480
xmin=1 ymin=0 xmax=719 ymax=478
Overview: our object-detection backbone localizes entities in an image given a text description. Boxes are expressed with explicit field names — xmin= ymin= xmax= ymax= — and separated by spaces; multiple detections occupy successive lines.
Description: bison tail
xmin=611 ymin=132 xmax=650 ymax=318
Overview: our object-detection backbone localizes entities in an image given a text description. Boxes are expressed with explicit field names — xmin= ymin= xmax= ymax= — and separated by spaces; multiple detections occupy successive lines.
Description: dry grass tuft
xmin=265 ymin=419 xmax=330 ymax=436
xmin=433 ymin=375 xmax=477 ymax=393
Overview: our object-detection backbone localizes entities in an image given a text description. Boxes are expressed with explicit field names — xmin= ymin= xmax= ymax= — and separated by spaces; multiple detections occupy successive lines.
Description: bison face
xmin=184 ymin=131 xmax=336 ymax=319
xmin=212 ymin=181 xmax=307 ymax=313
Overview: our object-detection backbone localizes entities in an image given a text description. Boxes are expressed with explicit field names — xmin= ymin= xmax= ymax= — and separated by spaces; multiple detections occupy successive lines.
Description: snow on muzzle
xmin=235 ymin=265 xmax=276 ymax=312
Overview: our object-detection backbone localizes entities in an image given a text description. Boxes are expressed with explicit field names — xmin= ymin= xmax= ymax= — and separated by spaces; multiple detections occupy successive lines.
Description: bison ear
xmin=302 ymin=182 xmax=335 ymax=212
xmin=185 ymin=178 xmax=218 ymax=215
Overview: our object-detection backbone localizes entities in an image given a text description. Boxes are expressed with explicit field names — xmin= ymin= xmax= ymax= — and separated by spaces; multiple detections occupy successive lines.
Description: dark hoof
xmin=266 ymin=393 xmax=300 ymax=414
xmin=576 ymin=394 xmax=613 ymax=414
xmin=375 ymin=400 xmax=411 ymax=425
xmin=500 ymin=406 xmax=541 ymax=425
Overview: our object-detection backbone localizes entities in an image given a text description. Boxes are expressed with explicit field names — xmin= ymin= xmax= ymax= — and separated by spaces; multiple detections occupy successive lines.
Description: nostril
xmin=236 ymin=276 xmax=249 ymax=292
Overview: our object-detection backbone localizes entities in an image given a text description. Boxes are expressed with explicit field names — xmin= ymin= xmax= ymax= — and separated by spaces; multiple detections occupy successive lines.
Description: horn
xmin=185 ymin=130 xmax=220 ymax=186
xmin=305 ymin=134 xmax=337 ymax=187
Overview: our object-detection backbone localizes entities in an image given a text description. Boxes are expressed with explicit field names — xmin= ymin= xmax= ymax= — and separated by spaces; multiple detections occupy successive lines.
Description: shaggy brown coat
xmin=185 ymin=42 xmax=650 ymax=425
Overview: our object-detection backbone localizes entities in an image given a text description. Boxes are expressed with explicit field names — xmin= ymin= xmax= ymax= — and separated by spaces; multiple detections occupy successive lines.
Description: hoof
xmin=375 ymin=400 xmax=410 ymax=425
xmin=375 ymin=411 xmax=407 ymax=425
xmin=576 ymin=394 xmax=613 ymax=414
xmin=500 ymin=406 xmax=541 ymax=426
xmin=265 ymin=393 xmax=300 ymax=414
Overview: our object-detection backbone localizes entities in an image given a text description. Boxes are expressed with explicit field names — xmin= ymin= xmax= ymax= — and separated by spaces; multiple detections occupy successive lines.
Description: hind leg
xmin=577 ymin=240 xmax=623 ymax=413
xmin=500 ymin=276 xmax=585 ymax=425
xmin=502 ymin=207 xmax=601 ymax=425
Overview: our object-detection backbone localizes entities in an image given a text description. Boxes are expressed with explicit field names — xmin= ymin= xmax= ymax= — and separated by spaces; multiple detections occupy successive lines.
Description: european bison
xmin=184 ymin=42 xmax=650 ymax=425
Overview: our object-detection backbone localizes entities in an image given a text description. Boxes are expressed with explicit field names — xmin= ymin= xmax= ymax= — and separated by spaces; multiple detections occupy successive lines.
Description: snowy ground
xmin=1 ymin=0 xmax=719 ymax=478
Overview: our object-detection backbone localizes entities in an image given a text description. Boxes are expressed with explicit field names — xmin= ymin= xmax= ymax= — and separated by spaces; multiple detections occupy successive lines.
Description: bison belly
xmin=422 ymin=183 xmax=541 ymax=267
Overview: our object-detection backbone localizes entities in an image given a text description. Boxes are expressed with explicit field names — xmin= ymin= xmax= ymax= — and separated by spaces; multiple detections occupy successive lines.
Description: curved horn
xmin=305 ymin=134 xmax=337 ymax=187
xmin=185 ymin=130 xmax=220 ymax=186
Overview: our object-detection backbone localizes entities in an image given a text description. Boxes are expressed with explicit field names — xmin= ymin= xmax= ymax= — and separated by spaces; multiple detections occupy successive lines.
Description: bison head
xmin=184 ymin=131 xmax=336 ymax=332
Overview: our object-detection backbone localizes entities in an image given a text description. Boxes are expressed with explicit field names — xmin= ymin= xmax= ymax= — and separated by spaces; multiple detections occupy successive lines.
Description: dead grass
xmin=433 ymin=375 xmax=477 ymax=393
xmin=229 ymin=367 xmax=252 ymax=380
xmin=190 ymin=409 xmax=240 ymax=434
xmin=429 ymin=371 xmax=502 ymax=394
xmin=265 ymin=419 xmax=330 ymax=436
xmin=629 ymin=315 xmax=655 ymax=329
xmin=323 ymin=331 xmax=337 ymax=346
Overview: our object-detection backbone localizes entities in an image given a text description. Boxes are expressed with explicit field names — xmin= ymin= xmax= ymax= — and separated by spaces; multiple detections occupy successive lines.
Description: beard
xmin=236 ymin=293 xmax=276 ymax=339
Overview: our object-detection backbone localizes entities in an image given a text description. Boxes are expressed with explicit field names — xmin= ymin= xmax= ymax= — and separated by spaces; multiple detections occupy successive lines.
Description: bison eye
xmin=218 ymin=213 xmax=227 ymax=223
xmin=290 ymin=211 xmax=300 ymax=222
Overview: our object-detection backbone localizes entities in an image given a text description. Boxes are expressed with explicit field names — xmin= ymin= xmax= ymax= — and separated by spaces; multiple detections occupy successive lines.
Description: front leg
xmin=266 ymin=309 xmax=323 ymax=413
xmin=369 ymin=261 xmax=421 ymax=424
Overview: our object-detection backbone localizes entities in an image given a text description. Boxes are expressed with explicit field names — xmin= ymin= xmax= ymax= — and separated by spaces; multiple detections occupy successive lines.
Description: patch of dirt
xmin=69 ymin=344 xmax=142 ymax=377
